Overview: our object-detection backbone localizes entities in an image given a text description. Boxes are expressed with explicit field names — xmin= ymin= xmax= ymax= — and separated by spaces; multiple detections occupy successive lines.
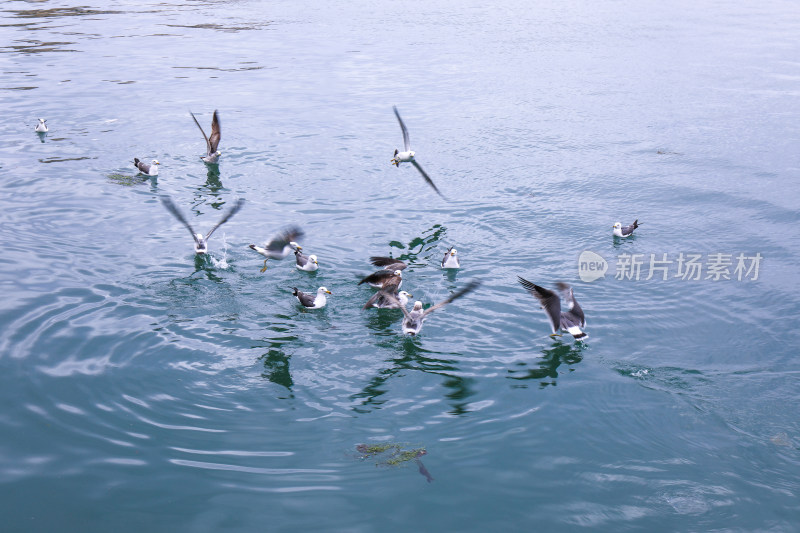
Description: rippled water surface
xmin=2 ymin=0 xmax=800 ymax=531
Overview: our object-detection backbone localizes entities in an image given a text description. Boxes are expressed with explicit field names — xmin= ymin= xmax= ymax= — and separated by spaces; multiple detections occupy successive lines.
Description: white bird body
xmin=613 ymin=220 xmax=639 ymax=238
xmin=35 ymin=118 xmax=48 ymax=133
xmin=161 ymin=197 xmax=244 ymax=256
xmin=386 ymin=281 xmax=480 ymax=336
xmin=249 ymin=228 xmax=304 ymax=272
xmin=134 ymin=158 xmax=159 ymax=176
xmin=293 ymin=286 xmax=331 ymax=309
xmin=295 ymin=250 xmax=319 ymax=271
xmin=390 ymin=106 xmax=444 ymax=198
xmin=441 ymin=247 xmax=460 ymax=269
xmin=190 ymin=110 xmax=221 ymax=164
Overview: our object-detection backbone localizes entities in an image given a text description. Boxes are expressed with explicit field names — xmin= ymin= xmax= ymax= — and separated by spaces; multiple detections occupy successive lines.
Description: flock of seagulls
xmin=35 ymin=108 xmax=642 ymax=341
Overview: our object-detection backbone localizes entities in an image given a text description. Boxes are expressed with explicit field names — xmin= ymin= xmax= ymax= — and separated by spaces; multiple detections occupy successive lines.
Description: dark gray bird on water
xmin=613 ymin=219 xmax=640 ymax=238
xmin=390 ymin=106 xmax=444 ymax=199
xmin=161 ymin=197 xmax=245 ymax=255
xmin=292 ymin=286 xmax=331 ymax=309
xmin=517 ymin=277 xmax=587 ymax=340
xmin=384 ymin=280 xmax=480 ymax=336
xmin=134 ymin=157 xmax=159 ymax=176
xmin=294 ymin=249 xmax=319 ymax=271
xmin=190 ymin=110 xmax=221 ymax=164
xmin=369 ymin=256 xmax=408 ymax=272
xmin=248 ymin=226 xmax=304 ymax=272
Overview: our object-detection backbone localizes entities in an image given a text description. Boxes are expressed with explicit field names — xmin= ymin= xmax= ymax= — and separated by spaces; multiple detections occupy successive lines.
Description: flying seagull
xmin=359 ymin=268 xmax=403 ymax=289
xmin=295 ymin=249 xmax=319 ymax=271
xmin=35 ymin=118 xmax=48 ymax=133
xmin=363 ymin=283 xmax=413 ymax=310
xmin=190 ymin=110 xmax=221 ymax=164
xmin=292 ymin=286 xmax=331 ymax=309
xmin=517 ymin=277 xmax=587 ymax=340
xmin=441 ymin=247 xmax=460 ymax=269
xmin=613 ymin=219 xmax=640 ymax=238
xmin=390 ymin=106 xmax=444 ymax=198
xmin=248 ymin=226 xmax=304 ymax=272
xmin=385 ymin=280 xmax=480 ymax=336
xmin=161 ymin=196 xmax=245 ymax=255
xmin=134 ymin=158 xmax=159 ymax=176
xmin=369 ymin=256 xmax=408 ymax=272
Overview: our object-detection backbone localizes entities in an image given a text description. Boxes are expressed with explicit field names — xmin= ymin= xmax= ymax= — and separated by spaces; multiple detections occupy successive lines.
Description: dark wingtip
xmin=291 ymin=287 xmax=299 ymax=295
xmin=248 ymin=244 xmax=256 ymax=250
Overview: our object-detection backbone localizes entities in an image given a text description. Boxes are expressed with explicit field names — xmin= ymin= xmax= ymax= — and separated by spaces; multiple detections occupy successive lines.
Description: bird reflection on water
xmin=506 ymin=341 xmax=585 ymax=388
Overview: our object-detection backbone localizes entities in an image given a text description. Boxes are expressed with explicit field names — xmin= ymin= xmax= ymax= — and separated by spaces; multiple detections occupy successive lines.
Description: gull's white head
xmin=152 ymin=160 xmax=160 ymax=166
xmin=309 ymin=254 xmax=318 ymax=265
xmin=613 ymin=222 xmax=622 ymax=229
xmin=290 ymin=241 xmax=301 ymax=251
xmin=318 ymin=287 xmax=332 ymax=295
xmin=38 ymin=118 xmax=46 ymax=124
xmin=450 ymin=248 xmax=458 ymax=256
xmin=398 ymin=291 xmax=412 ymax=305
xmin=394 ymin=269 xmax=402 ymax=277
xmin=412 ymin=301 xmax=423 ymax=311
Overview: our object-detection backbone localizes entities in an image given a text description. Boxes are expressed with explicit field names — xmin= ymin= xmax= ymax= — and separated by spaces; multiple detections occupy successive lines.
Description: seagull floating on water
xmin=134 ymin=158 xmax=159 ymax=176
xmin=190 ymin=110 xmax=221 ymax=164
xmin=363 ymin=283 xmax=413 ymax=310
xmin=613 ymin=219 xmax=640 ymax=238
xmin=295 ymin=249 xmax=319 ymax=271
xmin=441 ymin=247 xmax=460 ymax=269
xmin=249 ymin=226 xmax=304 ymax=272
xmin=292 ymin=286 xmax=331 ymax=309
xmin=161 ymin=197 xmax=244 ymax=255
xmin=517 ymin=277 xmax=587 ymax=340
xmin=390 ymin=106 xmax=444 ymax=199
xmin=35 ymin=118 xmax=48 ymax=133
xmin=359 ymin=268 xmax=403 ymax=290
xmin=385 ymin=280 xmax=480 ymax=336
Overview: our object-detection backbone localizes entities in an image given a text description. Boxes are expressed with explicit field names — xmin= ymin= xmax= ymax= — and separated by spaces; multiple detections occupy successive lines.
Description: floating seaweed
xmin=355 ymin=443 xmax=433 ymax=483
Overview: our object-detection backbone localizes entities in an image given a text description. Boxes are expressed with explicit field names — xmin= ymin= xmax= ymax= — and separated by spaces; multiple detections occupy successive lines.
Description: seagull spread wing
xmin=208 ymin=110 xmax=221 ymax=153
xmin=161 ymin=196 xmax=201 ymax=247
xmin=205 ymin=198 xmax=245 ymax=241
xmin=393 ymin=106 xmax=411 ymax=152
xmin=411 ymin=161 xmax=444 ymax=199
xmin=422 ymin=280 xmax=481 ymax=317
xmin=518 ymin=277 xmax=561 ymax=335
xmin=190 ymin=111 xmax=212 ymax=155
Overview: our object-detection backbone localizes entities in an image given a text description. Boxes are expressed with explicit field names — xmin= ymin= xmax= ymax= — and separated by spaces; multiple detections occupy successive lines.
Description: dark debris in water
xmin=107 ymin=173 xmax=150 ymax=187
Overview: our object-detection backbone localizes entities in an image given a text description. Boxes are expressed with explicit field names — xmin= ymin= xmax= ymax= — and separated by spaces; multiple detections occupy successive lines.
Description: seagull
xmin=359 ymin=268 xmax=403 ymax=289
xmin=292 ymin=286 xmax=331 ymax=309
xmin=134 ymin=158 xmax=159 ymax=176
xmin=363 ymin=282 xmax=413 ymax=309
xmin=248 ymin=226 xmax=304 ymax=272
xmin=390 ymin=106 xmax=444 ymax=198
xmin=190 ymin=110 xmax=221 ymax=164
xmin=441 ymin=247 xmax=460 ymax=269
xmin=35 ymin=118 xmax=48 ymax=133
xmin=383 ymin=280 xmax=480 ymax=335
xmin=369 ymin=256 xmax=408 ymax=272
xmin=613 ymin=219 xmax=640 ymax=238
xmin=295 ymin=249 xmax=319 ymax=271
xmin=517 ymin=277 xmax=587 ymax=340
xmin=161 ymin=197 xmax=245 ymax=255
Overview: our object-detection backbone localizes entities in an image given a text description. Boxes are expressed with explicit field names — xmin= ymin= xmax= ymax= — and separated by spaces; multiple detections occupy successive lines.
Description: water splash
xmin=210 ymin=232 xmax=229 ymax=270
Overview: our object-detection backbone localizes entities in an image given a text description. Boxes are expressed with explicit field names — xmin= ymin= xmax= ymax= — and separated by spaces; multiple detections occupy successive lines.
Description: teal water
xmin=2 ymin=1 xmax=800 ymax=530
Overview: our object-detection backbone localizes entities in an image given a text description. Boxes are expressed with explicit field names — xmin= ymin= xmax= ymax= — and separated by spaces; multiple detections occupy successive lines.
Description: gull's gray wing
xmin=518 ymin=277 xmax=560 ymax=335
xmin=411 ymin=160 xmax=444 ymax=199
xmin=190 ymin=111 xmax=211 ymax=155
xmin=295 ymin=249 xmax=310 ymax=267
xmin=555 ymin=282 xmax=585 ymax=327
xmin=422 ymin=280 xmax=481 ymax=317
xmin=205 ymin=198 xmax=244 ymax=241
xmin=134 ymin=158 xmax=150 ymax=174
xmin=441 ymin=247 xmax=453 ymax=268
xmin=393 ymin=106 xmax=411 ymax=152
xmin=358 ymin=269 xmax=398 ymax=286
xmin=208 ymin=110 xmax=221 ymax=153
xmin=621 ymin=219 xmax=639 ymax=236
xmin=161 ymin=196 xmax=201 ymax=247
xmin=266 ymin=226 xmax=304 ymax=252
xmin=293 ymin=288 xmax=316 ymax=307
xmin=369 ymin=256 xmax=408 ymax=270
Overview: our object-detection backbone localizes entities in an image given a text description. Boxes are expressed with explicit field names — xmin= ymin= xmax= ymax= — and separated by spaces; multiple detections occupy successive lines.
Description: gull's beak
xmin=408 ymin=293 xmax=413 ymax=298
xmin=326 ymin=290 xmax=332 ymax=294
xmin=314 ymin=260 xmax=318 ymax=265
